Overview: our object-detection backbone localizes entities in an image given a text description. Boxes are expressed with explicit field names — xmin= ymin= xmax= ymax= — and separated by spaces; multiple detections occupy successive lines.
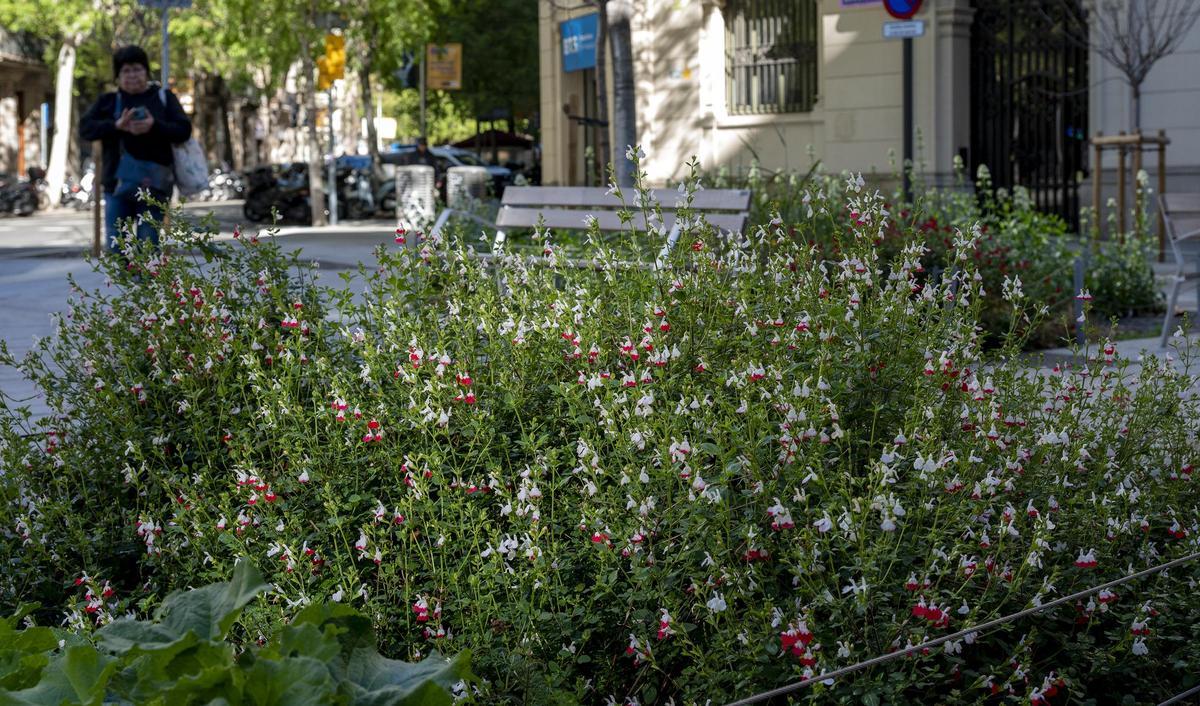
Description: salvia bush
xmin=2 ymin=153 xmax=1199 ymax=704
xmin=0 ymin=560 xmax=469 ymax=704
xmin=705 ymin=158 xmax=1163 ymax=347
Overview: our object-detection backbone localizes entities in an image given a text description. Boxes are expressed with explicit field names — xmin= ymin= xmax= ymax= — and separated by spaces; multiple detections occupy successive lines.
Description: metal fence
xmin=725 ymin=0 xmax=819 ymax=115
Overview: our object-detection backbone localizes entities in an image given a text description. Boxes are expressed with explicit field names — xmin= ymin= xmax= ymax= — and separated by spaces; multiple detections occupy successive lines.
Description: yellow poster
xmin=426 ymin=43 xmax=463 ymax=90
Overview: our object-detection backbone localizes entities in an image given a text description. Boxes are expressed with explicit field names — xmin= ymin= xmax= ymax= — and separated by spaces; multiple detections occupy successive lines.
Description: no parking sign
xmin=883 ymin=0 xmax=922 ymax=19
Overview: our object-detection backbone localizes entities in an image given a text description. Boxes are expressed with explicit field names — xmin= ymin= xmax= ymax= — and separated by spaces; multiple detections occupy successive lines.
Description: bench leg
xmin=429 ymin=208 xmax=453 ymax=239
xmin=1161 ymin=276 xmax=1183 ymax=348
xmin=656 ymin=224 xmax=681 ymax=268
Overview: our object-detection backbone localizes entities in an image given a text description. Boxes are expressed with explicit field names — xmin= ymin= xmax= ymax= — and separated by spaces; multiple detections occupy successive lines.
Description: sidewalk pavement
xmin=2 ymin=207 xmax=1198 ymax=420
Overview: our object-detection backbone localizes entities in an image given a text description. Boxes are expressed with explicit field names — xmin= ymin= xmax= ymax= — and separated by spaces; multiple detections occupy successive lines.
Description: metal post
xmin=1092 ymin=132 xmax=1102 ymax=240
xmin=1158 ymin=129 xmax=1167 ymax=262
xmin=92 ymin=141 xmax=102 ymax=258
xmin=1133 ymin=133 xmax=1143 ymax=235
xmin=419 ymin=47 xmax=427 ymax=139
xmin=902 ymin=36 xmax=913 ymax=204
xmin=328 ymin=86 xmax=338 ymax=226
xmin=160 ymin=6 xmax=169 ymax=87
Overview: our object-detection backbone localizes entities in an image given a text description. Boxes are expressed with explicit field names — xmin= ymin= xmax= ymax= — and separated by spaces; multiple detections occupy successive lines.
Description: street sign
xmin=426 ymin=43 xmax=462 ymax=90
xmin=883 ymin=20 xmax=926 ymax=39
xmin=882 ymin=0 xmax=922 ymax=20
xmin=560 ymin=13 xmax=599 ymax=72
xmin=137 ymin=0 xmax=191 ymax=7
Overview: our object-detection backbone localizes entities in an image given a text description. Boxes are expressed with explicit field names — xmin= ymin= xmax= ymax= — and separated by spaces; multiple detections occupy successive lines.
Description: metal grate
xmin=724 ymin=0 xmax=819 ymax=115
xmin=970 ymin=0 xmax=1089 ymax=232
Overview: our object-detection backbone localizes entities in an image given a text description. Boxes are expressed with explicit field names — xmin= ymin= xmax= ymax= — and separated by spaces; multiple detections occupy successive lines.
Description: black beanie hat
xmin=112 ymin=45 xmax=150 ymax=79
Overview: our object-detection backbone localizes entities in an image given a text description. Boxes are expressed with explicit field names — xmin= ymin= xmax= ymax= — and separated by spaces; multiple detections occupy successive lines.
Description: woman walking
xmin=79 ymin=45 xmax=192 ymax=253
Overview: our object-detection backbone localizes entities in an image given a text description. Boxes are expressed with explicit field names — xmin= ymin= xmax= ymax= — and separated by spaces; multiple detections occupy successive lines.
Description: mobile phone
xmin=131 ymin=107 xmax=147 ymax=120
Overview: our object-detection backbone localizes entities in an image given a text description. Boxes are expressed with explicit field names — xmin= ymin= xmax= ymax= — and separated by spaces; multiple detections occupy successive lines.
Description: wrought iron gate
xmin=970 ymin=0 xmax=1089 ymax=231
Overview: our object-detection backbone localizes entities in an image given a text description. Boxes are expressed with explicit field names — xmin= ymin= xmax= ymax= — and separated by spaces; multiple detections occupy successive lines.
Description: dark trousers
xmin=103 ymin=189 xmax=168 ymax=253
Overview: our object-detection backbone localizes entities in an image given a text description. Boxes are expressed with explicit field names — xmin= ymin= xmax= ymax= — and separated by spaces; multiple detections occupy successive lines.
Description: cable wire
xmin=1157 ymin=683 xmax=1200 ymax=706
xmin=723 ymin=550 xmax=1200 ymax=706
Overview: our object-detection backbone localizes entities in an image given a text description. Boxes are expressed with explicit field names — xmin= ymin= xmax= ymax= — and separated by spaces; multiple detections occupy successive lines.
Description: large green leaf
xmin=243 ymin=656 xmax=340 ymax=706
xmin=268 ymin=623 xmax=341 ymax=664
xmin=116 ymin=641 xmax=234 ymax=704
xmin=344 ymin=650 xmax=471 ymax=706
xmin=0 ymin=651 xmax=49 ymax=691
xmin=97 ymin=560 xmax=269 ymax=655
xmin=93 ymin=622 xmax=199 ymax=656
xmin=155 ymin=560 xmax=271 ymax=642
xmin=0 ymin=645 xmax=116 ymax=706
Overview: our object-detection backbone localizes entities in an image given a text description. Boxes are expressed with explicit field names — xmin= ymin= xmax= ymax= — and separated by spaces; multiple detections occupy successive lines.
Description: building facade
xmin=538 ymin=0 xmax=1200 ymax=227
xmin=0 ymin=29 xmax=50 ymax=177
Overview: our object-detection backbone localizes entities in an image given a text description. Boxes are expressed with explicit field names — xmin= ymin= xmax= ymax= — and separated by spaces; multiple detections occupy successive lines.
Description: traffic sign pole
xmin=882 ymin=0 xmax=922 ymax=203
xmin=160 ymin=5 xmax=169 ymax=87
xmin=903 ymin=36 xmax=912 ymax=203
xmin=329 ymin=85 xmax=338 ymax=226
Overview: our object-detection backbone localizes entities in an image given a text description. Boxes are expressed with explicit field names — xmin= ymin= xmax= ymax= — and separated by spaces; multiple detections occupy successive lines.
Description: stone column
xmin=931 ymin=0 xmax=974 ymax=187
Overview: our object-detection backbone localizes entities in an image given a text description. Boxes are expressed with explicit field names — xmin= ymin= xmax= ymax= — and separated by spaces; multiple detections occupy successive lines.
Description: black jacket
xmin=79 ymin=86 xmax=192 ymax=194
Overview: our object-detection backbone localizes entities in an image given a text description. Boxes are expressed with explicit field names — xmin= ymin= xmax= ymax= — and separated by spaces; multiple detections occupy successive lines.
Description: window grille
xmin=725 ymin=0 xmax=819 ymax=115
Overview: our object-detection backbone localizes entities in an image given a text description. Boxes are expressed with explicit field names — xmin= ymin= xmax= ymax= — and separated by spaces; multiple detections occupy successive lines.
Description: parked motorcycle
xmin=242 ymin=162 xmax=378 ymax=224
xmin=0 ymin=173 xmax=37 ymax=216
xmin=242 ymin=163 xmax=312 ymax=224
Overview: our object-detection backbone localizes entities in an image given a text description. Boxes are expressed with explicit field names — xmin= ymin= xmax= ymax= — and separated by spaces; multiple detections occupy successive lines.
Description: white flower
xmin=1132 ymin=637 xmax=1148 ymax=656
xmin=706 ymin=592 xmax=727 ymax=614
xmin=813 ymin=514 xmax=833 ymax=533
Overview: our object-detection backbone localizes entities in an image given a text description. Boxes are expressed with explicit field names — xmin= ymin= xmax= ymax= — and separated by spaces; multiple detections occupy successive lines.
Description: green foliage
xmin=0 ymin=562 xmax=469 ymax=705
xmin=1 ymin=162 xmax=1198 ymax=704
xmin=703 ymin=158 xmax=1163 ymax=348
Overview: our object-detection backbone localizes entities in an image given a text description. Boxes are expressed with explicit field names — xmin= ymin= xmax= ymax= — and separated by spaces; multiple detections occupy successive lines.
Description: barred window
xmin=724 ymin=0 xmax=819 ymax=115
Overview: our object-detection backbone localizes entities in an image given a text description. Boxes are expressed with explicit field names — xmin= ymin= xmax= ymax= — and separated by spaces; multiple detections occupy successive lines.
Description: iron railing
xmin=725 ymin=0 xmax=819 ymax=115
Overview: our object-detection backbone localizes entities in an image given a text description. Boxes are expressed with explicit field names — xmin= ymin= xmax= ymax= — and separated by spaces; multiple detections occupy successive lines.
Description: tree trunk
xmin=593 ymin=0 xmax=611 ymax=184
xmin=358 ymin=40 xmax=382 ymax=202
xmin=608 ymin=0 xmax=637 ymax=187
xmin=46 ymin=33 xmax=83 ymax=210
xmin=1131 ymin=82 xmax=1141 ymax=135
xmin=299 ymin=38 xmax=327 ymax=226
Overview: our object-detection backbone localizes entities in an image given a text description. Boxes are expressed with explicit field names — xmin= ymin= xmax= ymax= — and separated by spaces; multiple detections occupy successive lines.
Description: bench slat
xmin=496 ymin=206 xmax=747 ymax=234
xmin=500 ymin=186 xmax=750 ymax=211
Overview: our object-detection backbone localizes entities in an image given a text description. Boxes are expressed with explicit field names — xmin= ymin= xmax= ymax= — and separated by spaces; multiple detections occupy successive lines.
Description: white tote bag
xmin=159 ymin=88 xmax=209 ymax=196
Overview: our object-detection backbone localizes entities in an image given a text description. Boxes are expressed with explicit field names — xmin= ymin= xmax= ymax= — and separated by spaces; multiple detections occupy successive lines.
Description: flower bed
xmin=2 ymin=158 xmax=1198 ymax=704
xmin=704 ymin=160 xmax=1163 ymax=348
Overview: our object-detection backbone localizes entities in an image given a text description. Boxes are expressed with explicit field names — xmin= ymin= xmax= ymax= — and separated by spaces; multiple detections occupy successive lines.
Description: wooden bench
xmin=429 ymin=185 xmax=752 ymax=262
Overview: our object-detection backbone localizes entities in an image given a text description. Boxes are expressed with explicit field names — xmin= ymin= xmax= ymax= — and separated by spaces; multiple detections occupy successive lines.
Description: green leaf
xmin=0 ymin=651 xmax=50 ymax=691
xmin=95 ymin=621 xmax=199 ymax=657
xmin=99 ymin=560 xmax=269 ymax=654
xmin=344 ymin=650 xmax=470 ymax=706
xmin=1 ymin=645 xmax=116 ymax=706
xmin=269 ymin=623 xmax=341 ymax=665
xmin=244 ymin=656 xmax=339 ymax=706
xmin=114 ymin=641 xmax=233 ymax=704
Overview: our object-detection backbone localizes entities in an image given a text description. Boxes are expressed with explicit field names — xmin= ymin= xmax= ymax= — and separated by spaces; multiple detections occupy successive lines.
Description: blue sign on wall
xmin=561 ymin=13 xmax=599 ymax=73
